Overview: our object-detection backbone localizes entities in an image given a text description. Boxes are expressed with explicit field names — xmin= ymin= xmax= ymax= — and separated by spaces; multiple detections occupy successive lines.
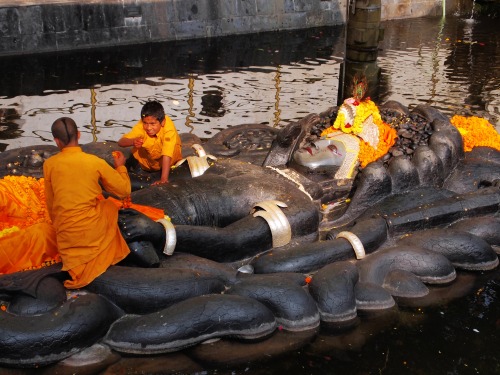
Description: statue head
xmin=293 ymin=138 xmax=347 ymax=169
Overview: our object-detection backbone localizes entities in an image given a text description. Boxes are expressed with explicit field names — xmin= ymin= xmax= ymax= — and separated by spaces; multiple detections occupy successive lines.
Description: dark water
xmin=16 ymin=270 xmax=496 ymax=375
xmin=0 ymin=9 xmax=499 ymax=375
xmin=377 ymin=14 xmax=499 ymax=126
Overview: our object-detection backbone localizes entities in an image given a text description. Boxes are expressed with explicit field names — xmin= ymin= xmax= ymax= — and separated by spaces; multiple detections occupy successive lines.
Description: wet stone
xmin=399 ymin=130 xmax=412 ymax=139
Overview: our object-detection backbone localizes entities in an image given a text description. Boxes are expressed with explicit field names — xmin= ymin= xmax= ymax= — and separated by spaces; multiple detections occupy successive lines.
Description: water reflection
xmin=0 ymin=27 xmax=346 ymax=151
xmin=377 ymin=15 xmax=499 ymax=126
xmin=0 ymin=15 xmax=497 ymax=153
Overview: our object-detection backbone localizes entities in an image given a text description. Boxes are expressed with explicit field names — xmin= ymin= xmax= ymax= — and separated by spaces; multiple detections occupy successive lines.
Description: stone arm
xmin=117 ymin=208 xmax=274 ymax=262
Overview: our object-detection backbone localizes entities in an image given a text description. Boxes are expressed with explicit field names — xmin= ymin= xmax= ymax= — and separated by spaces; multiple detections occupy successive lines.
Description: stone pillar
xmin=346 ymin=0 xmax=383 ymax=62
xmin=338 ymin=0 xmax=384 ymax=104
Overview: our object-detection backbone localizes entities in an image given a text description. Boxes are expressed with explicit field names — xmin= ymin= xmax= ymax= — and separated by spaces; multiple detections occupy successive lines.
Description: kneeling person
xmin=118 ymin=100 xmax=182 ymax=185
xmin=44 ymin=117 xmax=131 ymax=289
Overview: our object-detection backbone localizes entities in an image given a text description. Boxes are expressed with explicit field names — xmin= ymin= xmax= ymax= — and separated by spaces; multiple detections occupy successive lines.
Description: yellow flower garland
xmin=450 ymin=115 xmax=500 ymax=152
xmin=322 ymin=99 xmax=397 ymax=167
xmin=0 ymin=226 xmax=20 ymax=238
xmin=327 ymin=99 xmax=384 ymax=135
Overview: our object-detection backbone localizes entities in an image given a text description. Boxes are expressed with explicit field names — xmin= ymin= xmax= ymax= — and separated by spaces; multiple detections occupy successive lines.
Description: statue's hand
xmin=118 ymin=208 xmax=164 ymax=242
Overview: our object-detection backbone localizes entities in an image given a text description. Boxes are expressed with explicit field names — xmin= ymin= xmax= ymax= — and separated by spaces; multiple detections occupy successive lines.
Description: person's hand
xmin=151 ymin=179 xmax=168 ymax=186
xmin=112 ymin=151 xmax=127 ymax=167
xmin=133 ymin=138 xmax=144 ymax=148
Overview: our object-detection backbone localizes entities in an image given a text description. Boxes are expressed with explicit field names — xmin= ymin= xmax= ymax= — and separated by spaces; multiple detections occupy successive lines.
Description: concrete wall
xmin=382 ymin=0 xmax=444 ymax=19
xmin=0 ymin=0 xmax=449 ymax=56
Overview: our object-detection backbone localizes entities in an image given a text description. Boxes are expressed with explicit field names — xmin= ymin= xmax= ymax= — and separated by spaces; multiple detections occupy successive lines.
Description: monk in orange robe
xmin=43 ymin=117 xmax=132 ymax=289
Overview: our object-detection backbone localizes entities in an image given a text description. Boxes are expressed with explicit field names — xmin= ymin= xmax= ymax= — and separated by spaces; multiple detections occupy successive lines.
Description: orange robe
xmin=123 ymin=118 xmax=182 ymax=171
xmin=43 ymin=146 xmax=131 ymax=289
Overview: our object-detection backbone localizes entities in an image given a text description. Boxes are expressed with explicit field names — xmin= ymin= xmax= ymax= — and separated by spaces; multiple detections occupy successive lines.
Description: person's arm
xmin=42 ymin=162 xmax=55 ymax=221
xmin=153 ymin=118 xmax=179 ymax=185
xmin=118 ymin=122 xmax=145 ymax=149
xmin=152 ymin=155 xmax=172 ymax=185
xmin=118 ymin=136 xmax=144 ymax=149
xmin=99 ymin=152 xmax=131 ymax=199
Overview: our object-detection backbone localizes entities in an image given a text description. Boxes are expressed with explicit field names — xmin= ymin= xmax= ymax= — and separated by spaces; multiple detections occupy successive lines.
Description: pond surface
xmin=0 ymin=9 xmax=499 ymax=375
xmin=0 ymin=13 xmax=498 ymax=152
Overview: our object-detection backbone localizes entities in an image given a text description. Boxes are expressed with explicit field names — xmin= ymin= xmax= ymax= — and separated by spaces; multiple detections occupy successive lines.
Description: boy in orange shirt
xmin=44 ymin=117 xmax=131 ymax=289
xmin=118 ymin=100 xmax=182 ymax=185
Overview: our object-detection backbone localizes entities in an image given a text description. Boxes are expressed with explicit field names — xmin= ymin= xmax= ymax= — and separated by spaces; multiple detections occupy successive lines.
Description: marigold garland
xmin=321 ymin=99 xmax=397 ymax=167
xmin=0 ymin=175 xmax=51 ymax=237
xmin=0 ymin=226 xmax=20 ymax=239
xmin=21 ymin=258 xmax=60 ymax=272
xmin=358 ymin=122 xmax=397 ymax=168
xmin=121 ymin=195 xmax=132 ymax=209
xmin=324 ymin=99 xmax=384 ymax=136
xmin=450 ymin=115 xmax=500 ymax=152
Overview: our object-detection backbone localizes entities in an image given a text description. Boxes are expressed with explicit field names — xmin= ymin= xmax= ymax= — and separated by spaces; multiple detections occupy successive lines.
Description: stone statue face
xmin=293 ymin=138 xmax=347 ymax=169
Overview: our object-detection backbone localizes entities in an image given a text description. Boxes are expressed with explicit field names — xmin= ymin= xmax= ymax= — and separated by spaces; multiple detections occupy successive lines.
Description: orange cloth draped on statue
xmin=107 ymin=196 xmax=165 ymax=221
xmin=0 ymin=223 xmax=59 ymax=274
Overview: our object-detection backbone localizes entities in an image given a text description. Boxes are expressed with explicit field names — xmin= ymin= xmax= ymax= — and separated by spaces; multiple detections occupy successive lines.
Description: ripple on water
xmin=0 ymin=16 xmax=498 ymax=148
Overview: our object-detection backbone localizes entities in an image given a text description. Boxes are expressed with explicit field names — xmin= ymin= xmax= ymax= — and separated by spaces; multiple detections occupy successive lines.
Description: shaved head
xmin=51 ymin=117 xmax=78 ymax=145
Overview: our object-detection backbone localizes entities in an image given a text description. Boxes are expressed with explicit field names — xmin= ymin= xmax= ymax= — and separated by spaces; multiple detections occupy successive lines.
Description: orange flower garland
xmin=321 ymin=99 xmax=397 ymax=168
xmin=0 ymin=175 xmax=61 ymax=273
xmin=358 ymin=121 xmax=397 ymax=168
xmin=21 ymin=258 xmax=61 ymax=272
xmin=121 ymin=195 xmax=132 ymax=209
xmin=450 ymin=115 xmax=500 ymax=152
xmin=0 ymin=175 xmax=51 ymax=237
